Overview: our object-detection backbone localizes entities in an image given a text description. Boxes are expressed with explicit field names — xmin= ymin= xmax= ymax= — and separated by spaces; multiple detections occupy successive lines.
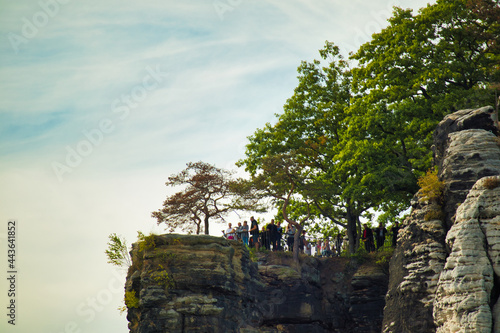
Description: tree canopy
xmin=152 ymin=161 xmax=261 ymax=235
xmin=238 ymin=0 xmax=500 ymax=253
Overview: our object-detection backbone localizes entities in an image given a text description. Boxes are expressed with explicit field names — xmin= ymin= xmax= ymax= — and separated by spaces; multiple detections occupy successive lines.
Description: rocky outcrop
xmin=125 ymin=234 xmax=389 ymax=333
xmin=433 ymin=175 xmax=500 ymax=332
xmin=383 ymin=106 xmax=500 ymax=333
xmin=125 ymin=106 xmax=500 ymax=333
xmin=382 ymin=199 xmax=447 ymax=332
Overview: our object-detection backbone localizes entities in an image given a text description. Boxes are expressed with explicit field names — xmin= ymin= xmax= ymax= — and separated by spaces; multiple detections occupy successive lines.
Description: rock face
xmin=125 ymin=107 xmax=500 ymax=333
xmin=433 ymin=176 xmax=500 ymax=332
xmin=383 ymin=106 xmax=500 ymax=333
xmin=125 ymin=234 xmax=389 ymax=333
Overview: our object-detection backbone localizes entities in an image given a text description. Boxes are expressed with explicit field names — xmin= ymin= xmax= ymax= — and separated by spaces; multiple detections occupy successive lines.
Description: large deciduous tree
xmin=152 ymin=161 xmax=260 ymax=235
xmin=239 ymin=43 xmax=372 ymax=253
xmin=239 ymin=0 xmax=500 ymax=254
xmin=349 ymin=0 xmax=500 ymax=182
xmin=240 ymin=152 xmax=310 ymax=263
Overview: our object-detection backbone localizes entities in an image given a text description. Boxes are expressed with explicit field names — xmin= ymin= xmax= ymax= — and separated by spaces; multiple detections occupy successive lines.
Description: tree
xmin=241 ymin=152 xmax=310 ymax=263
xmin=105 ymin=233 xmax=131 ymax=268
xmin=152 ymin=161 xmax=260 ymax=235
xmin=240 ymin=0 xmax=500 ymax=254
xmin=349 ymin=0 xmax=500 ymax=182
xmin=239 ymin=42 xmax=381 ymax=253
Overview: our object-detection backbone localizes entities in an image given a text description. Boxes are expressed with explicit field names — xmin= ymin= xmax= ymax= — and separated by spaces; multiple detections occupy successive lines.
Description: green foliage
xmin=155 ymin=250 xmax=177 ymax=264
xmin=105 ymin=233 xmax=131 ymax=267
xmin=375 ymin=248 xmax=394 ymax=275
xmin=417 ymin=168 xmax=445 ymax=203
xmin=124 ymin=290 xmax=139 ymax=310
xmin=153 ymin=264 xmax=175 ymax=289
xmin=137 ymin=231 xmax=157 ymax=252
xmin=248 ymin=247 xmax=258 ymax=262
xmin=238 ymin=1 xmax=500 ymax=255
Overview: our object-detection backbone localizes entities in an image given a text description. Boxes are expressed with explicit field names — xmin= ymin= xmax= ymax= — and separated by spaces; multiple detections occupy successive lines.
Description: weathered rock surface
xmin=124 ymin=107 xmax=500 ymax=333
xmin=383 ymin=106 xmax=500 ymax=333
xmin=433 ymin=176 xmax=500 ymax=333
xmin=125 ymin=234 xmax=389 ymax=333
xmin=382 ymin=200 xmax=447 ymax=333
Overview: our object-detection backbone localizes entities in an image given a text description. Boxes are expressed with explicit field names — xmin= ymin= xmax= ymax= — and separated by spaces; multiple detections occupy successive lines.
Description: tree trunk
xmin=292 ymin=224 xmax=303 ymax=264
xmin=355 ymin=215 xmax=362 ymax=250
xmin=346 ymin=204 xmax=357 ymax=254
xmin=204 ymin=216 xmax=209 ymax=235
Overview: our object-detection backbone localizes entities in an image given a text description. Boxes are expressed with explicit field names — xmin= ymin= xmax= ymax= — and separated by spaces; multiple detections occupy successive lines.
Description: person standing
xmin=241 ymin=220 xmax=249 ymax=246
xmin=375 ymin=223 xmax=388 ymax=250
xmin=335 ymin=233 xmax=343 ymax=256
xmin=235 ymin=222 xmax=243 ymax=241
xmin=276 ymin=221 xmax=283 ymax=251
xmin=299 ymin=230 xmax=307 ymax=253
xmin=225 ymin=223 xmax=235 ymax=240
xmin=268 ymin=219 xmax=279 ymax=251
xmin=391 ymin=222 xmax=400 ymax=247
xmin=249 ymin=216 xmax=260 ymax=251
xmin=322 ymin=238 xmax=332 ymax=257
xmin=362 ymin=224 xmax=375 ymax=252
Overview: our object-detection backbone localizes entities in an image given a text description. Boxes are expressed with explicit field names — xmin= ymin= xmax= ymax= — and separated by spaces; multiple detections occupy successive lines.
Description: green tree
xmin=105 ymin=233 xmax=131 ymax=268
xmin=349 ymin=0 xmax=500 ymax=182
xmin=240 ymin=152 xmax=310 ymax=263
xmin=239 ymin=43 xmax=375 ymax=253
xmin=240 ymin=0 xmax=500 ymax=254
xmin=152 ymin=161 xmax=261 ymax=235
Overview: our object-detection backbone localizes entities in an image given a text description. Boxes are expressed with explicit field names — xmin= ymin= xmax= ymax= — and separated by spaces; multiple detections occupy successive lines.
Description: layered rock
xmin=433 ymin=176 xmax=500 ymax=332
xmin=125 ymin=234 xmax=389 ymax=333
xmin=383 ymin=106 xmax=500 ymax=333
xmin=382 ymin=199 xmax=447 ymax=332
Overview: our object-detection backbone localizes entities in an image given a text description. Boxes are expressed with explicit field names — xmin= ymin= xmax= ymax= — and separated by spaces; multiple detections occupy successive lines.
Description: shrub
xmin=124 ymin=290 xmax=139 ymax=310
xmin=137 ymin=231 xmax=157 ymax=252
xmin=105 ymin=233 xmax=131 ymax=268
xmin=153 ymin=265 xmax=175 ymax=289
xmin=417 ymin=168 xmax=444 ymax=203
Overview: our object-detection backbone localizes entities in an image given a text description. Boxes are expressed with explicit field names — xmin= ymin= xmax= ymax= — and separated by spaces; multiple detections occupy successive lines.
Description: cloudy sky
xmin=0 ymin=0 xmax=434 ymax=332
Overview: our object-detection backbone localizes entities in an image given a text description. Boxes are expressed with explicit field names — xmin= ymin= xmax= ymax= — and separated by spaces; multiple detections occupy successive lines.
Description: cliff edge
xmin=125 ymin=234 xmax=390 ymax=333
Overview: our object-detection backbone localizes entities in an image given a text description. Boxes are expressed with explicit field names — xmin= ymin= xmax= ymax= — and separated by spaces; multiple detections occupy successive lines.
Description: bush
xmin=105 ymin=233 xmax=131 ymax=268
xmin=424 ymin=208 xmax=444 ymax=221
xmin=417 ymin=168 xmax=444 ymax=203
xmin=153 ymin=264 xmax=175 ymax=289
xmin=137 ymin=231 xmax=157 ymax=252
xmin=124 ymin=290 xmax=139 ymax=310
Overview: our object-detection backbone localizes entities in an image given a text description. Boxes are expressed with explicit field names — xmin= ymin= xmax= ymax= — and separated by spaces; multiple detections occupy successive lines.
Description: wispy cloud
xmin=0 ymin=1 xmax=436 ymax=332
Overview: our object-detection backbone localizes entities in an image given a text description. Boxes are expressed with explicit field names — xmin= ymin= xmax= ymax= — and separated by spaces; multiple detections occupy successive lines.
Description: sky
xmin=0 ymin=0 xmax=435 ymax=332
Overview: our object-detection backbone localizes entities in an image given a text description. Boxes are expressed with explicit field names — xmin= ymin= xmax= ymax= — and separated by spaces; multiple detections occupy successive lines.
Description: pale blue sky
xmin=0 ymin=1 xmax=434 ymax=332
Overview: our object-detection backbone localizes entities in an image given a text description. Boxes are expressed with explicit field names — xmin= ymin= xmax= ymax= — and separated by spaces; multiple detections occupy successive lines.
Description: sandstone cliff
xmin=125 ymin=234 xmax=390 ymax=332
xmin=383 ymin=106 xmax=500 ymax=333
xmin=125 ymin=106 xmax=500 ymax=333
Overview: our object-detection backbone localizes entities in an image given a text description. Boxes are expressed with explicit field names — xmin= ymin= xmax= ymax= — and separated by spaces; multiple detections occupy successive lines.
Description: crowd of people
xmin=362 ymin=222 xmax=400 ymax=252
xmin=222 ymin=217 xmax=401 ymax=256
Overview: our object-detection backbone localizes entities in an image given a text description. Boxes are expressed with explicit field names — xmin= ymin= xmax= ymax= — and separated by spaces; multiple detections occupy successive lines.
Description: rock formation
xmin=125 ymin=106 xmax=500 ymax=333
xmin=433 ymin=176 xmax=500 ymax=332
xmin=125 ymin=234 xmax=390 ymax=332
xmin=383 ymin=106 xmax=500 ymax=332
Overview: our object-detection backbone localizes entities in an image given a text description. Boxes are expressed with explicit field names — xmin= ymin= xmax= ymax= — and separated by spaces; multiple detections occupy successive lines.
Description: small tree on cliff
xmin=152 ymin=161 xmax=261 ymax=235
